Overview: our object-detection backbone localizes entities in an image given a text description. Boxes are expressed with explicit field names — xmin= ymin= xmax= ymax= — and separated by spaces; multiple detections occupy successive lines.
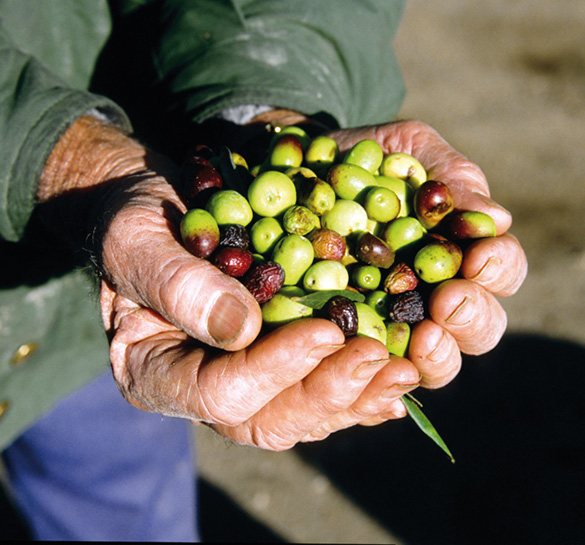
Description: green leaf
xmin=291 ymin=290 xmax=365 ymax=309
xmin=402 ymin=394 xmax=455 ymax=463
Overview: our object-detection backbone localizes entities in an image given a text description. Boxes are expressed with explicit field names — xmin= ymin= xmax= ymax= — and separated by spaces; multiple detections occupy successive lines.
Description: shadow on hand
xmin=296 ymin=333 xmax=585 ymax=545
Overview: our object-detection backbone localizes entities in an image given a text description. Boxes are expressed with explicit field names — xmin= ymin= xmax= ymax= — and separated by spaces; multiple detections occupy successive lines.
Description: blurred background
xmin=194 ymin=1 xmax=585 ymax=543
xmin=2 ymin=1 xmax=584 ymax=543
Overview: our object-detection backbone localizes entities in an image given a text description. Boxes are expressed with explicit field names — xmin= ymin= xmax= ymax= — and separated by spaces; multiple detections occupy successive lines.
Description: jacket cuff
xmin=2 ymin=92 xmax=130 ymax=243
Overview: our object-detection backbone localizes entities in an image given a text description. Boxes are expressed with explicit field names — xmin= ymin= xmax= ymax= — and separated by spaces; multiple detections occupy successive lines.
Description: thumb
xmin=102 ymin=220 xmax=263 ymax=350
xmin=150 ymin=251 xmax=263 ymax=350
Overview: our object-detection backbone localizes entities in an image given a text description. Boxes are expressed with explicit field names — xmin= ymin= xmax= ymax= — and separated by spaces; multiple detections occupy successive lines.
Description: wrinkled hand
xmin=329 ymin=120 xmax=528 ymax=388
xmin=37 ymin=115 xmax=421 ymax=451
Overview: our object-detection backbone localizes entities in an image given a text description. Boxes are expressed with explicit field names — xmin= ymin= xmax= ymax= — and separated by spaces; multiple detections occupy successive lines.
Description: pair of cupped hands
xmin=37 ymin=112 xmax=527 ymax=451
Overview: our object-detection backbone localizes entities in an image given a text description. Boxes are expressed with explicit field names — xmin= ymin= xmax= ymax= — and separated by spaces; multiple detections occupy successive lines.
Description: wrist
xmin=34 ymin=115 xmax=171 ymax=262
xmin=37 ymin=115 xmax=147 ymax=204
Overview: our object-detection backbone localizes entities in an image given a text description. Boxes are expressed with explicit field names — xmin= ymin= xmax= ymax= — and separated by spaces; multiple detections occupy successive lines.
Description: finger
xmin=428 ymin=278 xmax=508 ymax=356
xmin=150 ymin=249 xmax=264 ymax=351
xmin=408 ymin=319 xmax=462 ymax=389
xmin=461 ymin=233 xmax=528 ymax=297
xmin=194 ymin=319 xmax=346 ymax=426
xmin=300 ymin=356 xmax=420 ymax=442
xmin=211 ymin=335 xmax=393 ymax=450
xmin=102 ymin=201 xmax=262 ymax=351
xmin=101 ymin=281 xmax=188 ymax=412
xmin=358 ymin=399 xmax=408 ymax=426
xmin=105 ymin=303 xmax=348 ymax=425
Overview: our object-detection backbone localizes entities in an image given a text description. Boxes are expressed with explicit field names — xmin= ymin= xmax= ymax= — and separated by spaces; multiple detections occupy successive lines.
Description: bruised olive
xmin=442 ymin=210 xmax=497 ymax=239
xmin=282 ymin=205 xmax=320 ymax=236
xmin=414 ymin=180 xmax=454 ymax=230
xmin=307 ymin=228 xmax=347 ymax=261
xmin=180 ymin=208 xmax=220 ymax=258
xmin=269 ymin=133 xmax=304 ymax=170
xmin=319 ymin=295 xmax=358 ymax=337
xmin=354 ymin=231 xmax=395 ymax=269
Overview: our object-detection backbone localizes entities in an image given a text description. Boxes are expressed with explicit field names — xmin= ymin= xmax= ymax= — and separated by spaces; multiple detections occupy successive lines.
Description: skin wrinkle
xmin=247 ymin=420 xmax=296 ymax=452
xmin=429 ymin=279 xmax=508 ymax=355
xmin=155 ymin=257 xmax=205 ymax=330
xmin=214 ymin=360 xmax=266 ymax=423
xmin=187 ymin=355 xmax=228 ymax=424
xmin=243 ymin=384 xmax=319 ymax=450
xmin=196 ymin=351 xmax=261 ymax=426
xmin=425 ymin=328 xmax=451 ymax=363
xmin=409 ymin=320 xmax=462 ymax=389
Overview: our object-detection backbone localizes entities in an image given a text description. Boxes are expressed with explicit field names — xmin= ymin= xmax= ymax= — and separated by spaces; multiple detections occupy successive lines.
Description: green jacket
xmin=0 ymin=0 xmax=405 ymax=450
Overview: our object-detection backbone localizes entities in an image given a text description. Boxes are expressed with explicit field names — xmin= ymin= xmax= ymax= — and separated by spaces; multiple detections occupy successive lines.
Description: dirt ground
xmin=195 ymin=1 xmax=585 ymax=543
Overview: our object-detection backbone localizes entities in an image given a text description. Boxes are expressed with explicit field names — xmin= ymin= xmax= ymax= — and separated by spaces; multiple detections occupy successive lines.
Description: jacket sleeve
xmin=124 ymin=0 xmax=406 ymax=129
xmin=0 ymin=25 xmax=131 ymax=243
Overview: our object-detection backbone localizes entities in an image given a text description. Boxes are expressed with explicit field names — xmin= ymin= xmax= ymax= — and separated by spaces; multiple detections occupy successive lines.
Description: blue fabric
xmin=2 ymin=371 xmax=199 ymax=542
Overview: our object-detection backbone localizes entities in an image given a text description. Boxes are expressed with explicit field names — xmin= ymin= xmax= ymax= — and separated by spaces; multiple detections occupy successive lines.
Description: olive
xmin=413 ymin=239 xmax=463 ymax=283
xmin=354 ymin=231 xmax=395 ymax=269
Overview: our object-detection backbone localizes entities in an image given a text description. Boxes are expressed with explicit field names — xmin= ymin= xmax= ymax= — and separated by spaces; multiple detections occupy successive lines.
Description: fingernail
xmin=469 ymin=256 xmax=501 ymax=283
xmin=208 ymin=292 xmax=247 ymax=345
xmin=307 ymin=344 xmax=345 ymax=363
xmin=445 ymin=296 xmax=474 ymax=326
xmin=381 ymin=382 xmax=419 ymax=400
xmin=351 ymin=359 xmax=389 ymax=381
xmin=472 ymin=192 xmax=510 ymax=214
xmin=426 ymin=330 xmax=451 ymax=363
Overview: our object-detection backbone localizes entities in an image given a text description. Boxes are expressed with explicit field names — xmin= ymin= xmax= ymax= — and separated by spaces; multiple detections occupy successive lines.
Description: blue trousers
xmin=2 ymin=371 xmax=199 ymax=542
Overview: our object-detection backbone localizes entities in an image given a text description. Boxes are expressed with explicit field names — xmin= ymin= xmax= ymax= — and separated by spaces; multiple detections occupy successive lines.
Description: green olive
xmin=380 ymin=152 xmax=427 ymax=189
xmin=355 ymin=302 xmax=387 ymax=345
xmin=363 ymin=186 xmax=401 ymax=223
xmin=261 ymin=286 xmax=313 ymax=328
xmin=269 ymin=134 xmax=304 ymax=170
xmin=381 ymin=216 xmax=426 ymax=252
xmin=386 ymin=322 xmax=411 ymax=357
xmin=365 ymin=290 xmax=390 ymax=317
xmin=350 ymin=264 xmax=382 ymax=291
xmin=327 ymin=163 xmax=378 ymax=201
xmin=304 ymin=136 xmax=340 ymax=174
xmin=343 ymin=139 xmax=384 ymax=174
xmin=413 ymin=239 xmax=463 ymax=283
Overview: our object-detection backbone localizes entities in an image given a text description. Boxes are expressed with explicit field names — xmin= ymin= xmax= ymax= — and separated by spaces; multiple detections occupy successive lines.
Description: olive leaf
xmin=402 ymin=393 xmax=455 ymax=463
xmin=291 ymin=290 xmax=365 ymax=309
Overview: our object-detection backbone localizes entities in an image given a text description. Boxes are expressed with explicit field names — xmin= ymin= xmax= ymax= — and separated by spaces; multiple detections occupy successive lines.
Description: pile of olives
xmin=179 ymin=126 xmax=497 ymax=358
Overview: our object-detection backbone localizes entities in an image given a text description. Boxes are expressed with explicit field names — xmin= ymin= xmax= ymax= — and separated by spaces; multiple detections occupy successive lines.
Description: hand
xmin=328 ymin=120 xmax=528 ymax=388
xmin=37 ymin=115 xmax=421 ymax=450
